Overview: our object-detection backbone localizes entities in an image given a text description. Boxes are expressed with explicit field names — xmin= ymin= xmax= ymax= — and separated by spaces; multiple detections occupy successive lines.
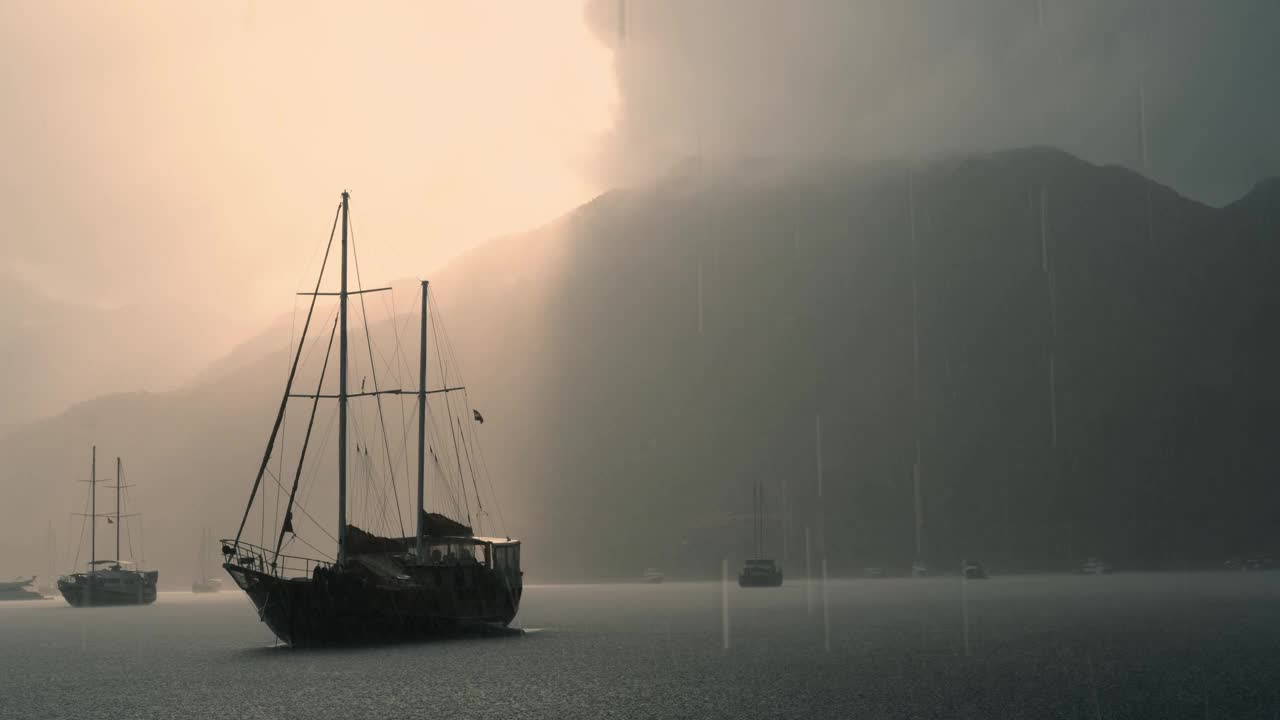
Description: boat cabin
xmin=414 ymin=535 xmax=521 ymax=575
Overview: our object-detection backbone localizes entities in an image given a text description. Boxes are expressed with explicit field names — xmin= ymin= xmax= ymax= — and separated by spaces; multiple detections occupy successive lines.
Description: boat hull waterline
xmin=57 ymin=572 xmax=159 ymax=607
xmin=225 ymin=562 xmax=521 ymax=646
xmin=738 ymin=569 xmax=784 ymax=588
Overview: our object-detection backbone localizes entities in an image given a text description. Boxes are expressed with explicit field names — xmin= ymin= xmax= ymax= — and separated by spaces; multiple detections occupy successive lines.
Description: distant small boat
xmin=863 ymin=566 xmax=886 ymax=579
xmin=911 ymin=560 xmax=931 ymax=577
xmin=191 ymin=527 xmax=222 ymax=593
xmin=962 ymin=560 xmax=988 ymax=579
xmin=739 ymin=558 xmax=783 ymax=587
xmin=0 ymin=577 xmax=42 ymax=601
xmin=738 ymin=481 xmax=782 ymax=587
xmin=192 ymin=577 xmax=223 ymax=593
xmin=1245 ymin=553 xmax=1273 ymax=571
xmin=642 ymin=568 xmax=665 ymax=584
xmin=1079 ymin=557 xmax=1113 ymax=575
xmin=35 ymin=521 xmax=57 ymax=597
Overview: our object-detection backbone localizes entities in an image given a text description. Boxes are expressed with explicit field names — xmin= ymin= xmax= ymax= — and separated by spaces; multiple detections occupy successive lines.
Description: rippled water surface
xmin=3 ymin=573 xmax=1280 ymax=719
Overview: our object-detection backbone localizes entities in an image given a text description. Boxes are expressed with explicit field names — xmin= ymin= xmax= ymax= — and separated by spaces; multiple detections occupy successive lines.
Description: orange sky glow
xmin=1 ymin=0 xmax=616 ymax=330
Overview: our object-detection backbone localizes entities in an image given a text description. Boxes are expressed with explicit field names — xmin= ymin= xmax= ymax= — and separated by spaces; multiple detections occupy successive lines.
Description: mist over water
xmin=5 ymin=574 xmax=1280 ymax=718
xmin=3 ymin=2 xmax=1280 ymax=717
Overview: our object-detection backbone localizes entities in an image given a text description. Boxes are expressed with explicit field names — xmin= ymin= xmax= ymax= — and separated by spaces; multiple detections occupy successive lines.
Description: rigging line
xmin=356 ymin=444 xmax=376 ymax=534
xmin=430 ymin=445 xmax=463 ymax=520
xmin=295 ymin=303 xmax=341 ymax=373
xmin=298 ymin=403 xmax=339 ymax=513
xmin=397 ymin=406 xmax=416 ymax=526
xmin=456 ymin=414 xmax=485 ymax=535
xmin=71 ymin=485 xmax=90 ymax=569
xmin=362 ymin=448 xmax=382 ymax=535
xmin=349 ymin=413 xmax=394 ymax=536
xmin=430 ymin=294 xmax=481 ymax=523
xmin=125 ymin=486 xmax=136 ymax=562
xmin=378 ymin=287 xmax=407 ymax=385
xmin=431 ymin=296 xmax=471 ymax=526
xmin=234 ymin=203 xmax=341 ymax=550
xmin=425 ymin=412 xmax=461 ymax=519
xmin=464 ymin=388 xmax=508 ymax=536
xmin=349 ymin=214 xmax=406 ymax=539
xmin=274 ymin=313 xmax=339 ymax=563
xmin=382 ymin=286 xmax=416 ymax=533
xmin=367 ymin=446 xmax=395 ymax=536
xmin=264 ymin=463 xmax=337 ymax=544
xmin=276 ymin=291 xmax=301 ymax=563
xmin=457 ymin=414 xmax=483 ymax=513
xmin=290 ymin=533 xmax=334 ymax=563
xmin=430 ymin=404 xmax=465 ymax=522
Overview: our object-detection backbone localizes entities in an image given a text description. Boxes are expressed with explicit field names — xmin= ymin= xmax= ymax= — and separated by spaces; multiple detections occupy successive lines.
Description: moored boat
xmin=738 ymin=481 xmax=783 ymax=587
xmin=222 ymin=192 xmax=521 ymax=646
xmin=0 ymin=577 xmax=42 ymax=601
xmin=192 ymin=527 xmax=222 ymax=593
xmin=57 ymin=448 xmax=158 ymax=607
xmin=1079 ymin=557 xmax=1113 ymax=575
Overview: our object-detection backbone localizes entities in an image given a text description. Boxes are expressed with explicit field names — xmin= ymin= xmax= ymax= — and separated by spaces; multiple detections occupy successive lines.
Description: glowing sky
xmin=1 ymin=1 xmax=616 ymax=325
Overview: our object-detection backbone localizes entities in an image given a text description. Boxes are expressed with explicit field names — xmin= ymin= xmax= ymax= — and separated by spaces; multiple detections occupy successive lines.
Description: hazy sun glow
xmin=1 ymin=0 xmax=616 ymax=326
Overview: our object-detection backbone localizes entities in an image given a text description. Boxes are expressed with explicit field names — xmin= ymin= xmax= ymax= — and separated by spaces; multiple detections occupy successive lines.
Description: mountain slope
xmin=3 ymin=147 xmax=1278 ymax=582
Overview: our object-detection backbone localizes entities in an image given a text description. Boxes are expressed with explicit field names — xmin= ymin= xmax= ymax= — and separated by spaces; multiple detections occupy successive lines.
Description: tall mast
xmin=416 ymin=281 xmax=429 ymax=558
xmin=756 ymin=482 xmax=762 ymax=559
xmin=47 ymin=520 xmax=55 ymax=579
xmin=758 ymin=483 xmax=763 ymax=558
xmin=91 ymin=446 xmax=96 ymax=573
xmin=337 ymin=191 xmax=350 ymax=565
xmin=115 ymin=457 xmax=122 ymax=564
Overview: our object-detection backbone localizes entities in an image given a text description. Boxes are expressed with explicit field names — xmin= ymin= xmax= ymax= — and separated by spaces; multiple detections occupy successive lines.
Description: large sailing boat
xmin=222 ymin=191 xmax=522 ymax=646
xmin=58 ymin=447 xmax=159 ymax=607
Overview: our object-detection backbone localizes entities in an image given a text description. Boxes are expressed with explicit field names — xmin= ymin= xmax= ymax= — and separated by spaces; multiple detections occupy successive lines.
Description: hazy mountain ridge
xmin=2 ymin=147 xmax=1278 ymax=583
xmin=0 ymin=265 xmax=239 ymax=427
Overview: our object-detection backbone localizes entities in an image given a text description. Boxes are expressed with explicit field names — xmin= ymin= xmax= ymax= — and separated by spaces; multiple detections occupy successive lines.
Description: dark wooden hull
xmin=224 ymin=561 xmax=522 ymax=647
xmin=57 ymin=572 xmax=158 ymax=607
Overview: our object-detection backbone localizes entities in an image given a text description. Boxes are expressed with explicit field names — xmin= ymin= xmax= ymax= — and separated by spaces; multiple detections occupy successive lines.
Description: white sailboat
xmin=57 ymin=448 xmax=159 ymax=606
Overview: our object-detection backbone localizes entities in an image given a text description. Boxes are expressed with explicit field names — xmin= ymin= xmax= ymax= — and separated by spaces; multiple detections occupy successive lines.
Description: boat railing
xmin=220 ymin=540 xmax=332 ymax=580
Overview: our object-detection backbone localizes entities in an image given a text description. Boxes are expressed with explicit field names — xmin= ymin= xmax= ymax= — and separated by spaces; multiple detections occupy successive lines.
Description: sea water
xmin=3 ymin=573 xmax=1280 ymax=719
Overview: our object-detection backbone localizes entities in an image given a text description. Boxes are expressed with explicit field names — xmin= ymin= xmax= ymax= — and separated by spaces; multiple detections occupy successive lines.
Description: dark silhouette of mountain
xmin=3 ymin=147 xmax=1278 ymax=581
xmin=503 ymin=146 xmax=1280 ymax=576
